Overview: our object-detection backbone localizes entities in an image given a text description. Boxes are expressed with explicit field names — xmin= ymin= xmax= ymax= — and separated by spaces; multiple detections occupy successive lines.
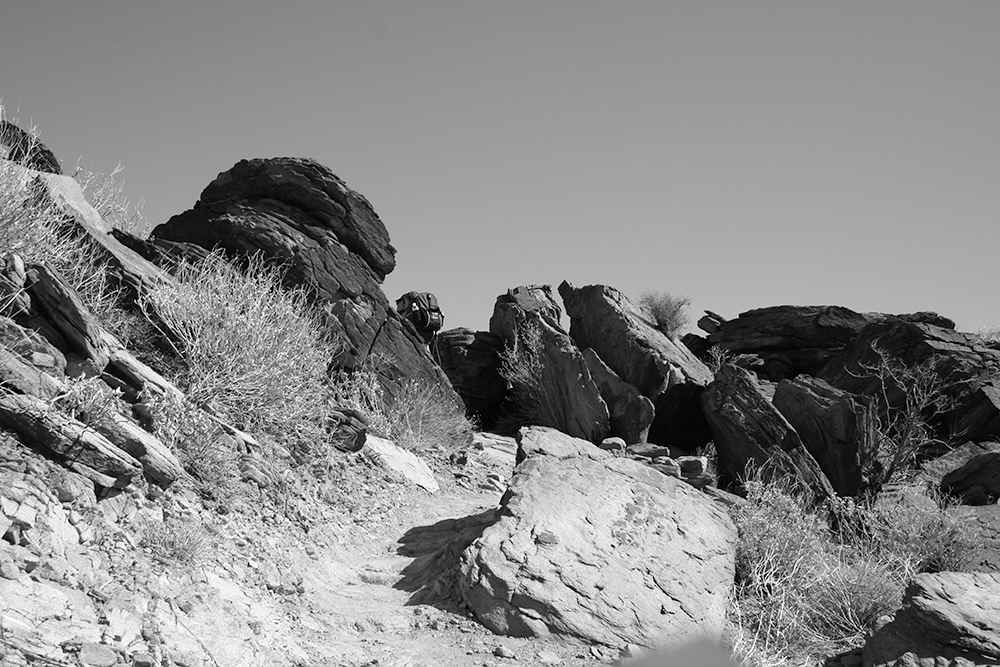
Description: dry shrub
xmin=143 ymin=252 xmax=334 ymax=444
xmin=727 ymin=470 xmax=978 ymax=666
xmin=387 ymin=378 xmax=475 ymax=453
xmin=497 ymin=320 xmax=561 ymax=430
xmin=139 ymin=516 xmax=213 ymax=566
xmin=638 ymin=290 xmax=691 ymax=337
xmin=51 ymin=374 xmax=127 ymax=425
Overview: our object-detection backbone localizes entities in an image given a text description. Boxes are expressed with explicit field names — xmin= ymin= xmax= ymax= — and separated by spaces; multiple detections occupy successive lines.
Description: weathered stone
xmin=432 ymin=328 xmax=507 ymax=427
xmin=0 ymin=315 xmax=67 ymax=376
xmin=819 ymin=320 xmax=1000 ymax=444
xmin=360 ymin=434 xmax=439 ymax=493
xmin=151 ymin=157 xmax=454 ymax=402
xmin=490 ymin=286 xmax=609 ymax=443
xmin=581 ymin=348 xmax=655 ymax=444
xmin=0 ymin=253 xmax=31 ymax=316
xmin=920 ymin=441 xmax=1000 ymax=487
xmin=773 ymin=376 xmax=876 ymax=496
xmin=0 ymin=392 xmax=141 ymax=488
xmin=941 ymin=453 xmax=1000 ymax=506
xmin=0 ymin=121 xmax=61 ymax=173
xmin=702 ymin=365 xmax=835 ymax=501
xmin=863 ymin=572 xmax=1000 ymax=667
xmin=559 ymin=282 xmax=713 ymax=450
xmin=0 ymin=347 xmax=65 ymax=400
xmin=460 ymin=426 xmax=736 ymax=648
xmin=90 ymin=411 xmax=184 ymax=488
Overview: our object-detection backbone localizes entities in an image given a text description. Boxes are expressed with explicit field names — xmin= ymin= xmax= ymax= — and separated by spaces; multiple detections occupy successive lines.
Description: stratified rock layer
xmin=460 ymin=426 xmax=736 ymax=648
xmin=152 ymin=157 xmax=454 ymax=400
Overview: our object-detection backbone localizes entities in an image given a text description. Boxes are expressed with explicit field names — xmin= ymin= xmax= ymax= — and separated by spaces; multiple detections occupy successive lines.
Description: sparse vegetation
xmin=139 ymin=516 xmax=214 ymax=566
xmin=497 ymin=320 xmax=562 ymax=431
xmin=638 ymin=290 xmax=691 ymax=338
xmin=727 ymin=469 xmax=975 ymax=667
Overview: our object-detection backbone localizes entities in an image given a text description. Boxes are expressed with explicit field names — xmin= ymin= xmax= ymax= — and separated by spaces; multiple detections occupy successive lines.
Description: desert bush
xmin=638 ymin=290 xmax=691 ymax=337
xmin=387 ymin=378 xmax=476 ymax=453
xmin=497 ymin=320 xmax=562 ymax=430
xmin=142 ymin=251 xmax=334 ymax=443
xmin=51 ymin=374 xmax=127 ymax=425
xmin=73 ymin=161 xmax=145 ymax=236
xmin=139 ymin=516 xmax=213 ymax=566
xmin=727 ymin=469 xmax=978 ymax=666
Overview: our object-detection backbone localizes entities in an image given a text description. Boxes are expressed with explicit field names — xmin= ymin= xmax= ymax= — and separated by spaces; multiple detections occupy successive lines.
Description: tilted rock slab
xmin=558 ymin=282 xmax=713 ymax=450
xmin=702 ymin=365 xmax=835 ymax=501
xmin=863 ymin=572 xmax=1000 ymax=667
xmin=490 ymin=286 xmax=609 ymax=443
xmin=460 ymin=426 xmax=736 ymax=648
xmin=772 ymin=375 xmax=876 ymax=496
xmin=582 ymin=347 xmax=655 ymax=444
xmin=151 ymin=157 xmax=456 ymax=401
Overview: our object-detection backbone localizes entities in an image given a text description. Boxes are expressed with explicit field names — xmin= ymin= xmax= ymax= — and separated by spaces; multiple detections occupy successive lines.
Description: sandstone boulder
xmin=772 ymin=375 xmax=876 ymax=496
xmin=460 ymin=426 xmax=736 ymax=648
xmin=863 ymin=572 xmax=1000 ymax=667
xmin=702 ymin=365 xmax=835 ymax=501
xmin=432 ymin=328 xmax=507 ymax=428
xmin=558 ymin=282 xmax=713 ymax=451
xmin=151 ymin=157 xmax=455 ymax=402
xmin=490 ymin=286 xmax=609 ymax=443
xmin=819 ymin=320 xmax=1000 ymax=445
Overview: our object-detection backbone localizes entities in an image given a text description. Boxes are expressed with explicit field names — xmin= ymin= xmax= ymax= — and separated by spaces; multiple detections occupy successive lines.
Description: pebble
xmin=78 ymin=642 xmax=118 ymax=667
xmin=493 ymin=645 xmax=516 ymax=659
xmin=537 ymin=650 xmax=561 ymax=664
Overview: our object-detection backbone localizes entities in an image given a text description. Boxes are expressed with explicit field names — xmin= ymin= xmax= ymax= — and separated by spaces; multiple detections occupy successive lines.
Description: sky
xmin=2 ymin=1 xmax=998 ymax=334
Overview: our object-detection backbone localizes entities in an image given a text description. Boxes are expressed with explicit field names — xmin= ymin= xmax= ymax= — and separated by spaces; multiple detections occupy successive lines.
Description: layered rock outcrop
xmin=460 ymin=426 xmax=736 ymax=648
xmin=489 ymin=286 xmax=609 ymax=443
xmin=151 ymin=157 xmax=455 ymax=401
xmin=432 ymin=328 xmax=507 ymax=428
xmin=559 ymin=282 xmax=713 ymax=451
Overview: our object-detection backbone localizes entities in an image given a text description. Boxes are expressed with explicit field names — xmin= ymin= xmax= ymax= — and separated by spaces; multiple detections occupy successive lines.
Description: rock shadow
xmin=394 ymin=508 xmax=498 ymax=611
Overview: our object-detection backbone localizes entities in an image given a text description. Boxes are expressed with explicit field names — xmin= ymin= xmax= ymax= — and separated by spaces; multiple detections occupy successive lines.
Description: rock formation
xmin=0 ymin=120 xmax=61 ymax=174
xmin=432 ymin=328 xmax=507 ymax=428
xmin=460 ymin=426 xmax=736 ymax=648
xmin=150 ymin=157 xmax=455 ymax=401
xmin=702 ymin=365 xmax=835 ymax=501
xmin=863 ymin=572 xmax=1000 ymax=667
xmin=559 ymin=282 xmax=713 ymax=451
xmin=489 ymin=286 xmax=609 ymax=443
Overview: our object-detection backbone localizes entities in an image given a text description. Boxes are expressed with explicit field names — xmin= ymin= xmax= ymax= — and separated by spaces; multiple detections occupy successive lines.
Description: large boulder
xmin=489 ymin=286 xmax=609 ymax=443
xmin=460 ymin=426 xmax=736 ymax=649
xmin=702 ymin=365 xmax=835 ymax=501
xmin=558 ymin=282 xmax=713 ymax=451
xmin=772 ymin=376 xmax=876 ymax=496
xmin=818 ymin=320 xmax=1000 ymax=445
xmin=863 ymin=572 xmax=1000 ymax=667
xmin=432 ymin=328 xmax=507 ymax=428
xmin=151 ymin=157 xmax=455 ymax=401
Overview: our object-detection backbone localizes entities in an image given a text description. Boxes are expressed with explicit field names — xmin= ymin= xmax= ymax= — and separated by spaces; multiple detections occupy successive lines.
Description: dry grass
xmin=727 ymin=470 xmax=977 ymax=667
xmin=139 ymin=516 xmax=214 ymax=566
xmin=142 ymin=251 xmax=335 ymax=446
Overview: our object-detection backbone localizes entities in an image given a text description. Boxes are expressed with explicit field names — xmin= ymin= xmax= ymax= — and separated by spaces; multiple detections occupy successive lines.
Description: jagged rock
xmin=818 ymin=320 xmax=1000 ymax=445
xmin=702 ymin=365 xmax=835 ymax=501
xmin=0 ymin=121 xmax=61 ymax=173
xmin=0 ymin=347 xmax=64 ymax=400
xmin=151 ymin=157 xmax=454 ymax=401
xmin=0 ymin=392 xmax=142 ymax=488
xmin=360 ymin=434 xmax=439 ymax=493
xmin=941 ymin=453 xmax=1000 ymax=506
xmin=432 ymin=328 xmax=507 ymax=427
xmin=862 ymin=572 xmax=1000 ymax=667
xmin=581 ymin=348 xmax=654 ymax=444
xmin=707 ymin=305 xmax=880 ymax=378
xmin=490 ymin=286 xmax=609 ymax=443
xmin=0 ymin=315 xmax=67 ymax=377
xmin=772 ymin=376 xmax=876 ymax=496
xmin=558 ymin=282 xmax=713 ymax=451
xmin=460 ymin=426 xmax=736 ymax=648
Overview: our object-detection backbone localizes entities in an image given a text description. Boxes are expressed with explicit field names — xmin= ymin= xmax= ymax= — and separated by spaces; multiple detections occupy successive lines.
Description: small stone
xmin=0 ymin=560 xmax=21 ymax=580
xmin=493 ymin=645 xmax=516 ymax=659
xmin=536 ymin=650 xmax=561 ymax=664
xmin=78 ymin=642 xmax=119 ymax=667
xmin=131 ymin=654 xmax=156 ymax=667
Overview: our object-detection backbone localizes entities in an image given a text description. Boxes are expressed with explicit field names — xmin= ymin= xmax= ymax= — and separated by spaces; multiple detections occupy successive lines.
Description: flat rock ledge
xmin=459 ymin=426 xmax=736 ymax=649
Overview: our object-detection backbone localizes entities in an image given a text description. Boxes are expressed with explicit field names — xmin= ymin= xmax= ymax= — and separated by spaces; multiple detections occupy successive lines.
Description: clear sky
xmin=3 ymin=2 xmax=998 ymax=334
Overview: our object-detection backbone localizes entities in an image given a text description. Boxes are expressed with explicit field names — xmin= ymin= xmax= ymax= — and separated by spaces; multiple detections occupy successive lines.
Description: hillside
xmin=2 ymin=120 xmax=999 ymax=667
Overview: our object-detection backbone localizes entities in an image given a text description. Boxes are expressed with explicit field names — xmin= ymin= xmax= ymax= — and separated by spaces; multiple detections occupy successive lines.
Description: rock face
xmin=558 ymin=282 xmax=713 ymax=451
xmin=702 ymin=365 xmax=835 ymax=501
xmin=941 ymin=453 xmax=1000 ymax=506
xmin=0 ymin=120 xmax=61 ymax=173
xmin=432 ymin=328 xmax=507 ymax=428
xmin=582 ymin=348 xmax=655 ymax=444
xmin=460 ymin=426 xmax=736 ymax=648
xmin=489 ymin=286 xmax=609 ymax=443
xmin=863 ymin=572 xmax=1000 ymax=667
xmin=819 ymin=320 xmax=1000 ymax=445
xmin=151 ymin=157 xmax=454 ymax=401
xmin=772 ymin=376 xmax=876 ymax=496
